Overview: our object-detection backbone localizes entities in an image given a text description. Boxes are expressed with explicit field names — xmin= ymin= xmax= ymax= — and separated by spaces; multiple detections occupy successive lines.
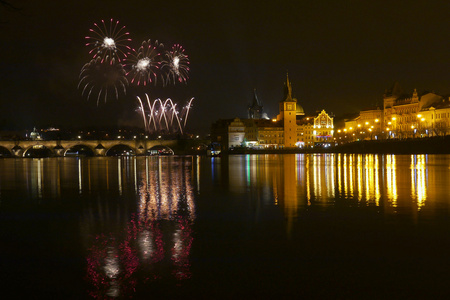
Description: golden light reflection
xmin=306 ymin=155 xmax=311 ymax=202
xmin=334 ymin=154 xmax=381 ymax=205
xmin=78 ymin=158 xmax=82 ymax=194
xmin=411 ymin=155 xmax=427 ymax=210
xmin=308 ymin=154 xmax=335 ymax=201
xmin=386 ymin=154 xmax=398 ymax=207
xmin=118 ymin=158 xmax=122 ymax=195
xmin=358 ymin=154 xmax=363 ymax=200
xmin=37 ymin=158 xmax=43 ymax=198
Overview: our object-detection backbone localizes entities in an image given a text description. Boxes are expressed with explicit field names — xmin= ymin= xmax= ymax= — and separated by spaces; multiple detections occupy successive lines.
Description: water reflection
xmin=411 ymin=154 xmax=427 ymax=210
xmin=1 ymin=154 xmax=450 ymax=298
xmin=225 ymin=153 xmax=446 ymax=214
xmin=0 ymin=153 xmax=443 ymax=215
xmin=80 ymin=156 xmax=196 ymax=298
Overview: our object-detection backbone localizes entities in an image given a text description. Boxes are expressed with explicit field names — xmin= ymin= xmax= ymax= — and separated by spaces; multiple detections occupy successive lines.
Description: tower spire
xmin=283 ymin=72 xmax=293 ymax=102
xmin=248 ymin=88 xmax=264 ymax=119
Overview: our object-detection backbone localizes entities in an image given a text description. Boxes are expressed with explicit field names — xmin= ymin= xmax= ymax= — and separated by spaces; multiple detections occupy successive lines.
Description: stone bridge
xmin=0 ymin=139 xmax=209 ymax=157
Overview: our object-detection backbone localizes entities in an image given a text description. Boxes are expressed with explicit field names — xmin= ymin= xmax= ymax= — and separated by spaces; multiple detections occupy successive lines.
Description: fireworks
xmin=137 ymin=94 xmax=194 ymax=135
xmin=126 ymin=39 xmax=163 ymax=86
xmin=85 ymin=19 xmax=132 ymax=62
xmin=161 ymin=44 xmax=190 ymax=85
xmin=79 ymin=18 xmax=193 ymax=134
xmin=78 ymin=56 xmax=128 ymax=105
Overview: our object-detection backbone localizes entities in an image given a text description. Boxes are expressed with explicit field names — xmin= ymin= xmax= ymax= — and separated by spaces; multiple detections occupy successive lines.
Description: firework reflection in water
xmin=85 ymin=157 xmax=196 ymax=298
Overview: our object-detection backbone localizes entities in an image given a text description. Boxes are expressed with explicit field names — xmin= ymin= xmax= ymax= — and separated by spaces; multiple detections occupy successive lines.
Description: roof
xmin=385 ymin=81 xmax=404 ymax=97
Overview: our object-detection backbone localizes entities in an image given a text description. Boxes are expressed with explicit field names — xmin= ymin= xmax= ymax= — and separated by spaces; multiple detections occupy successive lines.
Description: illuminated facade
xmin=228 ymin=118 xmax=245 ymax=148
xmin=340 ymin=82 xmax=448 ymax=140
xmin=420 ymin=100 xmax=450 ymax=136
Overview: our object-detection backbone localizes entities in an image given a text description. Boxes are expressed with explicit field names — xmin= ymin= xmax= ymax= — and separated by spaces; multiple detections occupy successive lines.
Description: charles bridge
xmin=0 ymin=138 xmax=210 ymax=157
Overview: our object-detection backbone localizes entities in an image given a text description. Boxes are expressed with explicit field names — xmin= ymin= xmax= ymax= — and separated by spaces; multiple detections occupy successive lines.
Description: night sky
xmin=1 ymin=1 xmax=450 ymax=134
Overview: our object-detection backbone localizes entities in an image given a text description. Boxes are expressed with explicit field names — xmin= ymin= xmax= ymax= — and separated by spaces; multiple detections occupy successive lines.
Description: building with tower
xmin=276 ymin=74 xmax=300 ymax=147
xmin=248 ymin=89 xmax=265 ymax=119
xmin=211 ymin=74 xmax=334 ymax=150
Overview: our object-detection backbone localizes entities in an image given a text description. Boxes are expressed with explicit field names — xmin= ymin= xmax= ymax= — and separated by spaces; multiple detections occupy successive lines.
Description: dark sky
xmin=1 ymin=0 xmax=450 ymax=134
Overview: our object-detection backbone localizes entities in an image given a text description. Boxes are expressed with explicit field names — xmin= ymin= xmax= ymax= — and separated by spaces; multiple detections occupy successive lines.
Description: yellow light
xmin=365 ymin=122 xmax=369 ymax=125
xmin=417 ymin=114 xmax=422 ymax=118
xmin=337 ymin=129 xmax=341 ymax=133
xmin=375 ymin=119 xmax=379 ymax=123
xmin=421 ymin=118 xmax=425 ymax=122
xmin=392 ymin=117 xmax=396 ymax=120
xmin=411 ymin=125 xmax=414 ymax=129
xmin=386 ymin=128 xmax=390 ymax=131
xmin=357 ymin=124 xmax=361 ymax=127
xmin=272 ymin=118 xmax=277 ymax=122
xmin=349 ymin=127 xmax=353 ymax=130
xmin=388 ymin=121 xmax=392 ymax=125
xmin=344 ymin=129 xmax=347 ymax=132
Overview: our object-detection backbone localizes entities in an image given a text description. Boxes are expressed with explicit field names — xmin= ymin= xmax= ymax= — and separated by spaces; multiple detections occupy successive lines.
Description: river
xmin=1 ymin=154 xmax=450 ymax=298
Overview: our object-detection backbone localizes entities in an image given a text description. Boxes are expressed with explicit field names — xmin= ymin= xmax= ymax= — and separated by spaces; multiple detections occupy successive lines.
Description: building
xmin=211 ymin=74 xmax=334 ymax=150
xmin=248 ymin=89 xmax=265 ymax=119
xmin=228 ymin=118 xmax=245 ymax=148
xmin=340 ymin=82 xmax=448 ymax=140
xmin=419 ymin=98 xmax=450 ymax=136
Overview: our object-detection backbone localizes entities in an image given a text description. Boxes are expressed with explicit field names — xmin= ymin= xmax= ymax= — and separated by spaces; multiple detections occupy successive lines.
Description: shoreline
xmin=222 ymin=136 xmax=450 ymax=155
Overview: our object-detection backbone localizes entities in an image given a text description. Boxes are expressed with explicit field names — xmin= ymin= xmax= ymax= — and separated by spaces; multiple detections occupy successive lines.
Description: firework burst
xmin=78 ymin=56 xmax=128 ymax=105
xmin=126 ymin=39 xmax=163 ymax=86
xmin=137 ymin=94 xmax=194 ymax=134
xmin=85 ymin=18 xmax=132 ymax=62
xmin=161 ymin=44 xmax=190 ymax=85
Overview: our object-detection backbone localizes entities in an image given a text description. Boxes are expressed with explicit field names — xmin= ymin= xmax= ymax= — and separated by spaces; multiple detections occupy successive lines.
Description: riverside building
xmin=211 ymin=74 xmax=334 ymax=150
xmin=339 ymin=82 xmax=449 ymax=141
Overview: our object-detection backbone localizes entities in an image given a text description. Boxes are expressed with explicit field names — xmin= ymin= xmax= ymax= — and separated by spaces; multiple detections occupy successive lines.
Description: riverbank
xmin=224 ymin=136 xmax=450 ymax=155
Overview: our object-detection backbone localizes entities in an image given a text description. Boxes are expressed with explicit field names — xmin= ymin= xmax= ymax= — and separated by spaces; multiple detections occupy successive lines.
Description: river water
xmin=1 ymin=154 xmax=450 ymax=298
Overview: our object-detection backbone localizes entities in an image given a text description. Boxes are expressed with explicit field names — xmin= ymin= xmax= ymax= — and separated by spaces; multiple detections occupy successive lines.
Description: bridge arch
xmin=23 ymin=145 xmax=54 ymax=158
xmin=64 ymin=144 xmax=95 ymax=157
xmin=105 ymin=144 xmax=136 ymax=156
xmin=0 ymin=146 xmax=12 ymax=157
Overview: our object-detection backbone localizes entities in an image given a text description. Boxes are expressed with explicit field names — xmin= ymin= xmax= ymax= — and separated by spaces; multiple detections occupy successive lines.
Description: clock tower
xmin=277 ymin=73 xmax=297 ymax=147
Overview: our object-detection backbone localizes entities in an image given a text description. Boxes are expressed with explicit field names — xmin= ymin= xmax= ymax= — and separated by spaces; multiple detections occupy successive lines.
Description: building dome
xmin=296 ymin=103 xmax=305 ymax=116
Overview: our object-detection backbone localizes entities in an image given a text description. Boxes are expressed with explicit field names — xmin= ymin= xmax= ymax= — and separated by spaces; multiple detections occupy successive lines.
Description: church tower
xmin=248 ymin=89 xmax=264 ymax=119
xmin=277 ymin=73 xmax=297 ymax=147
